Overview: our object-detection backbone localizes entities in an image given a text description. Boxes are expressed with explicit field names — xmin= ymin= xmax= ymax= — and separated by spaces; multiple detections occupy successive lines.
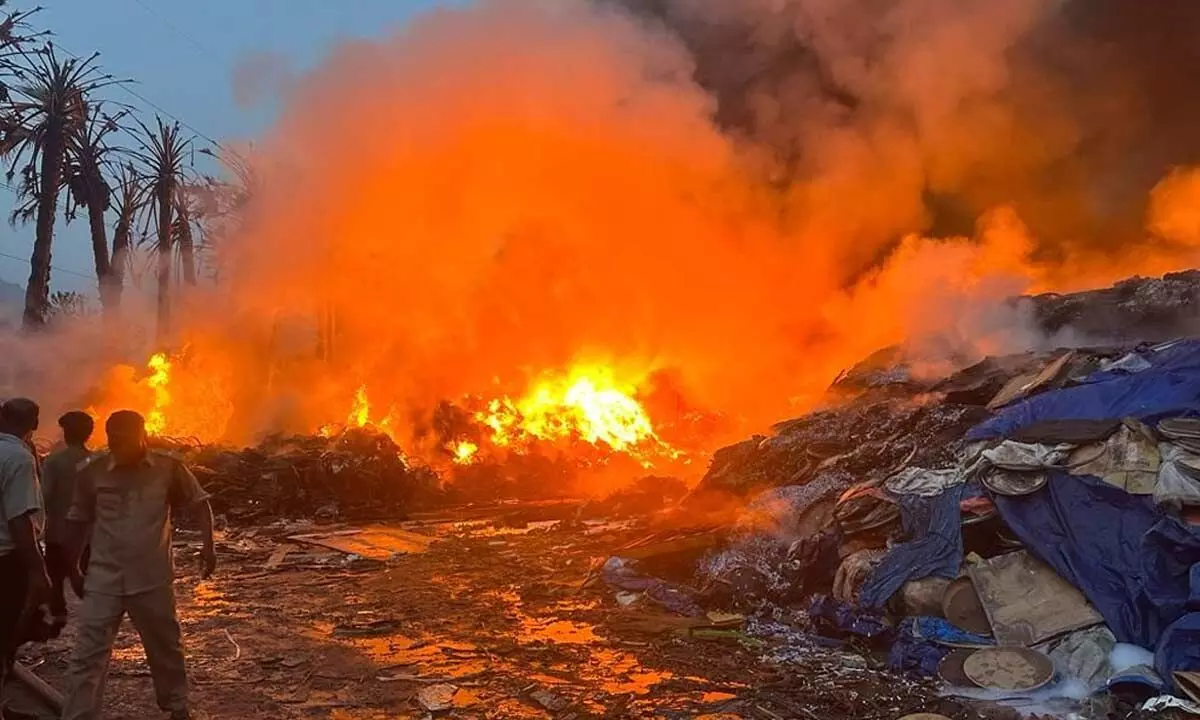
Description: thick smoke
xmin=184 ymin=0 xmax=1200 ymax=444
xmin=16 ymin=0 xmax=1200 ymax=454
xmin=617 ymin=0 xmax=1200 ymax=271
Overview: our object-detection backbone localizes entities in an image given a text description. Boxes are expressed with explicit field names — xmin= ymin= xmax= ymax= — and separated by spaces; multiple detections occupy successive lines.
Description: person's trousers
xmin=0 ymin=552 xmax=30 ymax=715
xmin=61 ymin=584 xmax=188 ymax=720
xmin=44 ymin=542 xmax=89 ymax=619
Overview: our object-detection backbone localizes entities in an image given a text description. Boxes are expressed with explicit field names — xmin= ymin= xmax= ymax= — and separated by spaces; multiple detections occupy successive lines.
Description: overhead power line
xmin=0 ymin=250 xmax=93 ymax=280
xmin=52 ymin=42 xmax=226 ymax=152
xmin=127 ymin=0 xmax=211 ymax=59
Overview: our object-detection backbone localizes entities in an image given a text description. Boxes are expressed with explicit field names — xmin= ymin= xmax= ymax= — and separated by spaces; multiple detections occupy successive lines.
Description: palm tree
xmin=0 ymin=46 xmax=116 ymax=329
xmin=132 ymin=116 xmax=191 ymax=342
xmin=109 ymin=161 xmax=145 ymax=307
xmin=0 ymin=3 xmax=44 ymax=64
xmin=173 ymin=189 xmax=198 ymax=285
xmin=64 ymin=102 xmax=126 ymax=314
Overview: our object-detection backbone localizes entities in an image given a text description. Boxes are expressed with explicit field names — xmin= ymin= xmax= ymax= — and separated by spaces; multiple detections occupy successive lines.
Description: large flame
xmin=472 ymin=366 xmax=671 ymax=459
xmin=46 ymin=0 xmax=1200 ymax=494
xmin=143 ymin=353 xmax=171 ymax=436
xmin=87 ymin=349 xmax=235 ymax=442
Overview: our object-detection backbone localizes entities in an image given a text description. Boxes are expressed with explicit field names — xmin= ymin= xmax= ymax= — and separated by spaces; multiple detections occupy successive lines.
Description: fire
xmin=349 ymin=385 xmax=371 ymax=428
xmin=87 ymin=349 xmax=235 ymax=443
xmin=487 ymin=368 xmax=658 ymax=450
xmin=448 ymin=439 xmax=479 ymax=465
xmin=144 ymin=353 xmax=171 ymax=436
xmin=319 ymin=385 xmax=386 ymax=437
xmin=469 ymin=365 xmax=679 ymax=466
xmin=57 ymin=0 xmax=1200 ymax=493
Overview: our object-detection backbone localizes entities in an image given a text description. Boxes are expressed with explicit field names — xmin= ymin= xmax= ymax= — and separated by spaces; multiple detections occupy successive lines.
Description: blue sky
xmin=0 ymin=0 xmax=450 ymax=294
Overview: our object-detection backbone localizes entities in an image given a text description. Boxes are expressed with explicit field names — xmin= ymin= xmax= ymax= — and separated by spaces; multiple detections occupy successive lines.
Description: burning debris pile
xmin=593 ymin=272 xmax=1200 ymax=717
xmin=176 ymin=430 xmax=440 ymax=523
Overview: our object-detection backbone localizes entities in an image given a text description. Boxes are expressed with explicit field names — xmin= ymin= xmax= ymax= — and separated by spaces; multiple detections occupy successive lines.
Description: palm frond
xmin=0 ymin=44 xmax=124 ymax=221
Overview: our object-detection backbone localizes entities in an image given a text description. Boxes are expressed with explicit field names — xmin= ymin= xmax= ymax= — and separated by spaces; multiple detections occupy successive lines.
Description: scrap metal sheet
xmin=289 ymin=525 xmax=434 ymax=560
xmin=967 ymin=550 xmax=1103 ymax=646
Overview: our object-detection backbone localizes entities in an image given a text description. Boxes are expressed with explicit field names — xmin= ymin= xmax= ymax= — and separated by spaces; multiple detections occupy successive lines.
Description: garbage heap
xmin=601 ymin=272 xmax=1200 ymax=717
xmin=179 ymin=429 xmax=443 ymax=523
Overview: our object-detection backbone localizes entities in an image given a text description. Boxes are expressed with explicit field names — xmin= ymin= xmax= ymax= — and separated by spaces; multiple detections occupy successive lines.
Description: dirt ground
xmin=14 ymin=514 xmax=993 ymax=720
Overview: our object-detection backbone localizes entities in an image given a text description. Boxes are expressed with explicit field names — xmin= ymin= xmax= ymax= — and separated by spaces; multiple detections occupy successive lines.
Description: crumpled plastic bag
xmin=1069 ymin=419 xmax=1160 ymax=494
xmin=884 ymin=467 xmax=962 ymax=497
xmin=833 ymin=548 xmax=886 ymax=604
xmin=1155 ymin=443 xmax=1200 ymax=512
xmin=982 ymin=441 xmax=1075 ymax=471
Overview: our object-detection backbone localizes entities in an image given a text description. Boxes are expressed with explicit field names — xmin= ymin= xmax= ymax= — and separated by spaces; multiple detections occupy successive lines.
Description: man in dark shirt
xmin=41 ymin=411 xmax=94 ymax=625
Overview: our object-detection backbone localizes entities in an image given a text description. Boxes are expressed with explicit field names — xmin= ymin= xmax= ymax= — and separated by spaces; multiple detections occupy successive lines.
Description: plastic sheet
xmin=858 ymin=485 xmax=972 ymax=608
xmin=994 ymin=472 xmax=1200 ymax=649
xmin=968 ymin=340 xmax=1200 ymax=441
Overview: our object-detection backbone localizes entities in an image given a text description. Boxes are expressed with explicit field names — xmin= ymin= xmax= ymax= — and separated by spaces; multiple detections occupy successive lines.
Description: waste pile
xmin=175 ymin=429 xmax=443 ymax=523
xmin=599 ymin=273 xmax=1200 ymax=718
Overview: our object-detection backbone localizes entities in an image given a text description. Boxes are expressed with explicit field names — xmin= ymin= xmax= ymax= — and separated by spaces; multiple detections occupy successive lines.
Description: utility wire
xmin=0 ymin=250 xmax=93 ymax=280
xmin=52 ymin=42 xmax=226 ymax=153
xmin=127 ymin=0 xmax=210 ymax=59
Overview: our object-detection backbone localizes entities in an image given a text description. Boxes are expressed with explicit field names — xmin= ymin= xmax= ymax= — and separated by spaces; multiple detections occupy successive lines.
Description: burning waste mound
xmin=172 ymin=429 xmax=441 ymax=524
xmin=595 ymin=272 xmax=1200 ymax=716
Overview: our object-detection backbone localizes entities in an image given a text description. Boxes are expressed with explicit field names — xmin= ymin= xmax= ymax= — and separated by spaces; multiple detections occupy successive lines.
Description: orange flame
xmin=349 ymin=385 xmax=370 ymax=428
xmin=469 ymin=364 xmax=679 ymax=467
xmin=447 ymin=439 xmax=479 ymax=465
xmin=88 ymin=350 xmax=234 ymax=442
xmin=144 ymin=353 xmax=171 ymax=436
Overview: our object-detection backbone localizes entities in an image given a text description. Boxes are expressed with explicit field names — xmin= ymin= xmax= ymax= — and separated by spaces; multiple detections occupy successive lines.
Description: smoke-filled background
xmin=9 ymin=0 xmax=1200 ymax=467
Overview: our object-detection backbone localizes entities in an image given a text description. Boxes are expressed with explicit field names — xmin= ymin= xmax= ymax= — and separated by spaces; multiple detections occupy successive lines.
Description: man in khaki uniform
xmin=61 ymin=411 xmax=216 ymax=720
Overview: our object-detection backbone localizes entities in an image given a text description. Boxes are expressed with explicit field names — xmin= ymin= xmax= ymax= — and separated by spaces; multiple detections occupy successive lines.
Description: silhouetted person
xmin=41 ymin=411 xmax=94 ymax=625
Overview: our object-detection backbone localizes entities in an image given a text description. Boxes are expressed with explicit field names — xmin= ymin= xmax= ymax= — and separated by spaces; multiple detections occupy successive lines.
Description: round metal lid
xmin=937 ymin=649 xmax=979 ymax=688
xmin=982 ymin=469 xmax=1048 ymax=497
xmin=962 ymin=647 xmax=1054 ymax=691
xmin=942 ymin=577 xmax=992 ymax=636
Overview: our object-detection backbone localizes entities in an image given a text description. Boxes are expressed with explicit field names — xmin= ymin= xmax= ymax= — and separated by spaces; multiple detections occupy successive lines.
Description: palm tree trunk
xmin=176 ymin=199 xmax=196 ymax=285
xmin=155 ymin=180 xmax=174 ymax=343
xmin=23 ymin=119 xmax=64 ymax=330
xmin=111 ymin=205 xmax=133 ymax=309
xmin=85 ymin=191 xmax=115 ymax=313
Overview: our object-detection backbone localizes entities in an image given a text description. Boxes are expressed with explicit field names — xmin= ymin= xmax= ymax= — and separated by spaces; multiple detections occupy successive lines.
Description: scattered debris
xmin=966 ymin=550 xmax=1103 ymax=646
xmin=417 ymin=683 xmax=458 ymax=712
xmin=332 ymin=619 xmax=400 ymax=638
xmin=288 ymin=525 xmax=435 ymax=560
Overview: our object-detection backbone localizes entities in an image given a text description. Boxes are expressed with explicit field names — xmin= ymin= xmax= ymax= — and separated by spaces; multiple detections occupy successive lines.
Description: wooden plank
xmin=12 ymin=662 xmax=64 ymax=714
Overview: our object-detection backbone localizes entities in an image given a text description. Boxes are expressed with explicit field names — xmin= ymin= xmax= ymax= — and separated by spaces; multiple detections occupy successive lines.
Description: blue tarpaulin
xmin=1156 ymin=613 xmax=1200 ymax=689
xmin=858 ymin=484 xmax=971 ymax=608
xmin=968 ymin=340 xmax=1200 ymax=441
xmin=993 ymin=472 xmax=1200 ymax=673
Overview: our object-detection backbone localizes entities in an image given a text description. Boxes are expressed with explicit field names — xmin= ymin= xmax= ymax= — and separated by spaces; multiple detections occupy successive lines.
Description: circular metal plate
xmin=962 ymin=647 xmax=1054 ymax=691
xmin=982 ymin=470 xmax=1047 ymax=497
xmin=942 ymin=577 xmax=992 ymax=636
xmin=937 ymin=649 xmax=979 ymax=688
